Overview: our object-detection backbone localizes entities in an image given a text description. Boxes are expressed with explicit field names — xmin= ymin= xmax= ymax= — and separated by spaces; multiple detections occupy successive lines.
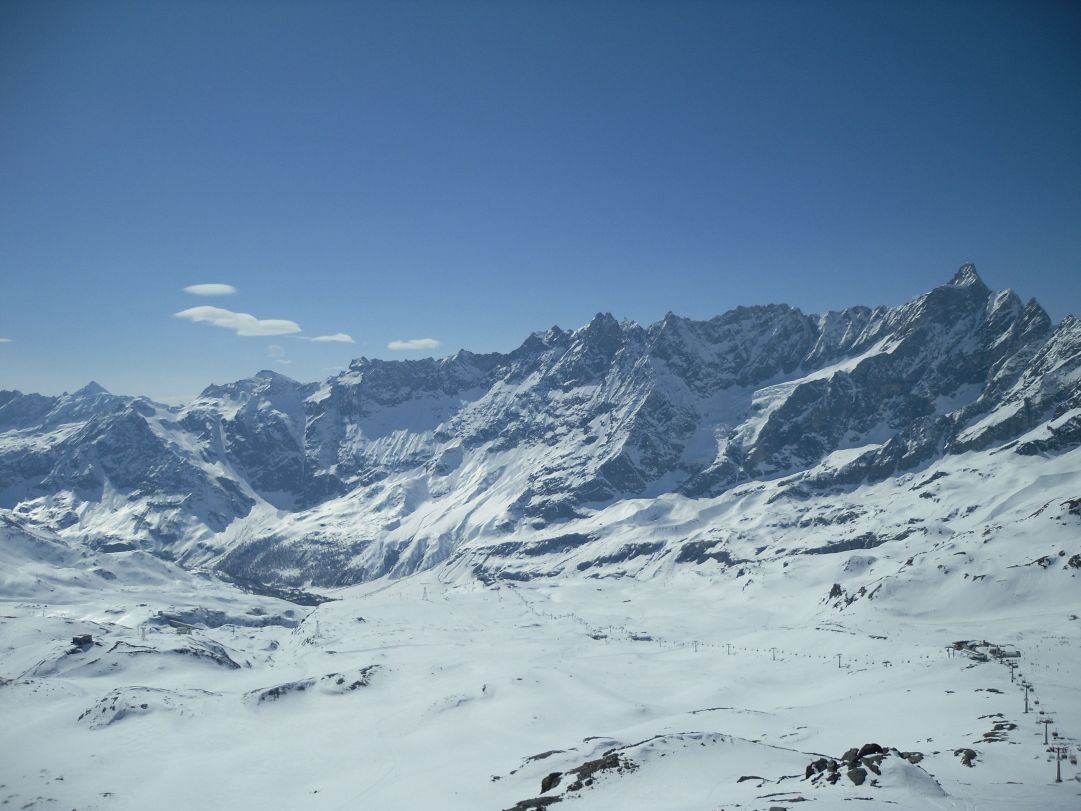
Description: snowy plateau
xmin=1 ymin=264 xmax=1080 ymax=810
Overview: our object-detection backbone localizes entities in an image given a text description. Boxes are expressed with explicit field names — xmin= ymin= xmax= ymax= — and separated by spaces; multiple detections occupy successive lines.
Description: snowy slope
xmin=1 ymin=486 xmax=1078 ymax=810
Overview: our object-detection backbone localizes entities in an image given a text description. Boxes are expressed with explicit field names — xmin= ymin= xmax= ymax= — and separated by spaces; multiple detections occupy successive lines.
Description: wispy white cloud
xmin=267 ymin=344 xmax=291 ymax=365
xmin=307 ymin=333 xmax=355 ymax=344
xmin=387 ymin=338 xmax=441 ymax=351
xmin=174 ymin=306 xmax=301 ymax=337
xmin=183 ymin=283 xmax=237 ymax=296
xmin=0 ymin=338 xmax=11 ymax=343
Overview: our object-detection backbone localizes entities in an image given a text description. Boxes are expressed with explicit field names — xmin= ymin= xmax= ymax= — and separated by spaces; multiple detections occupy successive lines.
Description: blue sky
xmin=2 ymin=0 xmax=1079 ymax=403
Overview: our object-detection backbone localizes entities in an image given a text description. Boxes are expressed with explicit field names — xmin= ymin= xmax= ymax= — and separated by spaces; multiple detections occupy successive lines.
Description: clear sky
xmin=2 ymin=0 xmax=1079 ymax=403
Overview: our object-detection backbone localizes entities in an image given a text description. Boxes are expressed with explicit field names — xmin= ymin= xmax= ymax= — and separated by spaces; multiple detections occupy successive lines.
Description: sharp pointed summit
xmin=73 ymin=381 xmax=109 ymax=397
xmin=949 ymin=263 xmax=989 ymax=292
xmin=253 ymin=369 xmax=298 ymax=383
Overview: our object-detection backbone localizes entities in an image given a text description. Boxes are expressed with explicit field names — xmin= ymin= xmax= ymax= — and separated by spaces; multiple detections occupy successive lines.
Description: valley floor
xmin=2 ymin=565 xmax=1079 ymax=810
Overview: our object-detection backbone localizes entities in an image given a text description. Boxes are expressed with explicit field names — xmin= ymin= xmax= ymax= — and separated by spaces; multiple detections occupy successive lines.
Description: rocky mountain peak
xmin=949 ymin=263 xmax=989 ymax=295
xmin=72 ymin=381 xmax=110 ymax=397
xmin=252 ymin=369 xmax=297 ymax=383
xmin=580 ymin=311 xmax=622 ymax=335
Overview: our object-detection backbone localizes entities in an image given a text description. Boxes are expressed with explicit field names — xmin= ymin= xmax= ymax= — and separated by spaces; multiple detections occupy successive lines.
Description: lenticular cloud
xmin=174 ymin=306 xmax=301 ymax=337
xmin=183 ymin=283 xmax=237 ymax=296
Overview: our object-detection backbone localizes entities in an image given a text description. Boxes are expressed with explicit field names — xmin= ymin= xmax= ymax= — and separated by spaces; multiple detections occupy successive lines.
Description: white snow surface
xmin=2 ymin=439 xmax=1080 ymax=810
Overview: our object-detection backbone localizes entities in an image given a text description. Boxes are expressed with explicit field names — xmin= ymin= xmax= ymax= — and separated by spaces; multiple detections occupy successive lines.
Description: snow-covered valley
xmin=2 ymin=438 xmax=1079 ymax=809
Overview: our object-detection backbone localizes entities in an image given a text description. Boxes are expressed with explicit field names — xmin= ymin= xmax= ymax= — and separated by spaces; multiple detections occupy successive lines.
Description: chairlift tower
xmin=1051 ymin=744 xmax=1069 ymax=783
xmin=1040 ymin=717 xmax=1054 ymax=745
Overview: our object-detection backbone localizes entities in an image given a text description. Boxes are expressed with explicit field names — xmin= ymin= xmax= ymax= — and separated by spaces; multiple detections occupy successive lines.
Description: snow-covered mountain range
xmin=2 ymin=265 xmax=1079 ymax=588
xmin=3 ymin=264 xmax=1081 ymax=810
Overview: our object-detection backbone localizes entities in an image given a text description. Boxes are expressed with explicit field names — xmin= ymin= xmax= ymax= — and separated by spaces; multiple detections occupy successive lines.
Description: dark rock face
xmin=247 ymin=666 xmax=378 ymax=704
xmin=540 ymin=772 xmax=562 ymax=793
xmin=857 ymin=742 xmax=884 ymax=759
xmin=955 ymin=748 xmax=978 ymax=767
xmin=504 ymin=751 xmax=636 ymax=811
xmin=807 ymin=744 xmax=927 ymax=791
xmin=503 ymin=797 xmax=563 ymax=811
xmin=562 ymin=752 xmax=635 ymax=792
xmin=1 ymin=266 xmax=1079 ymax=585
xmin=846 ymin=767 xmax=867 ymax=785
